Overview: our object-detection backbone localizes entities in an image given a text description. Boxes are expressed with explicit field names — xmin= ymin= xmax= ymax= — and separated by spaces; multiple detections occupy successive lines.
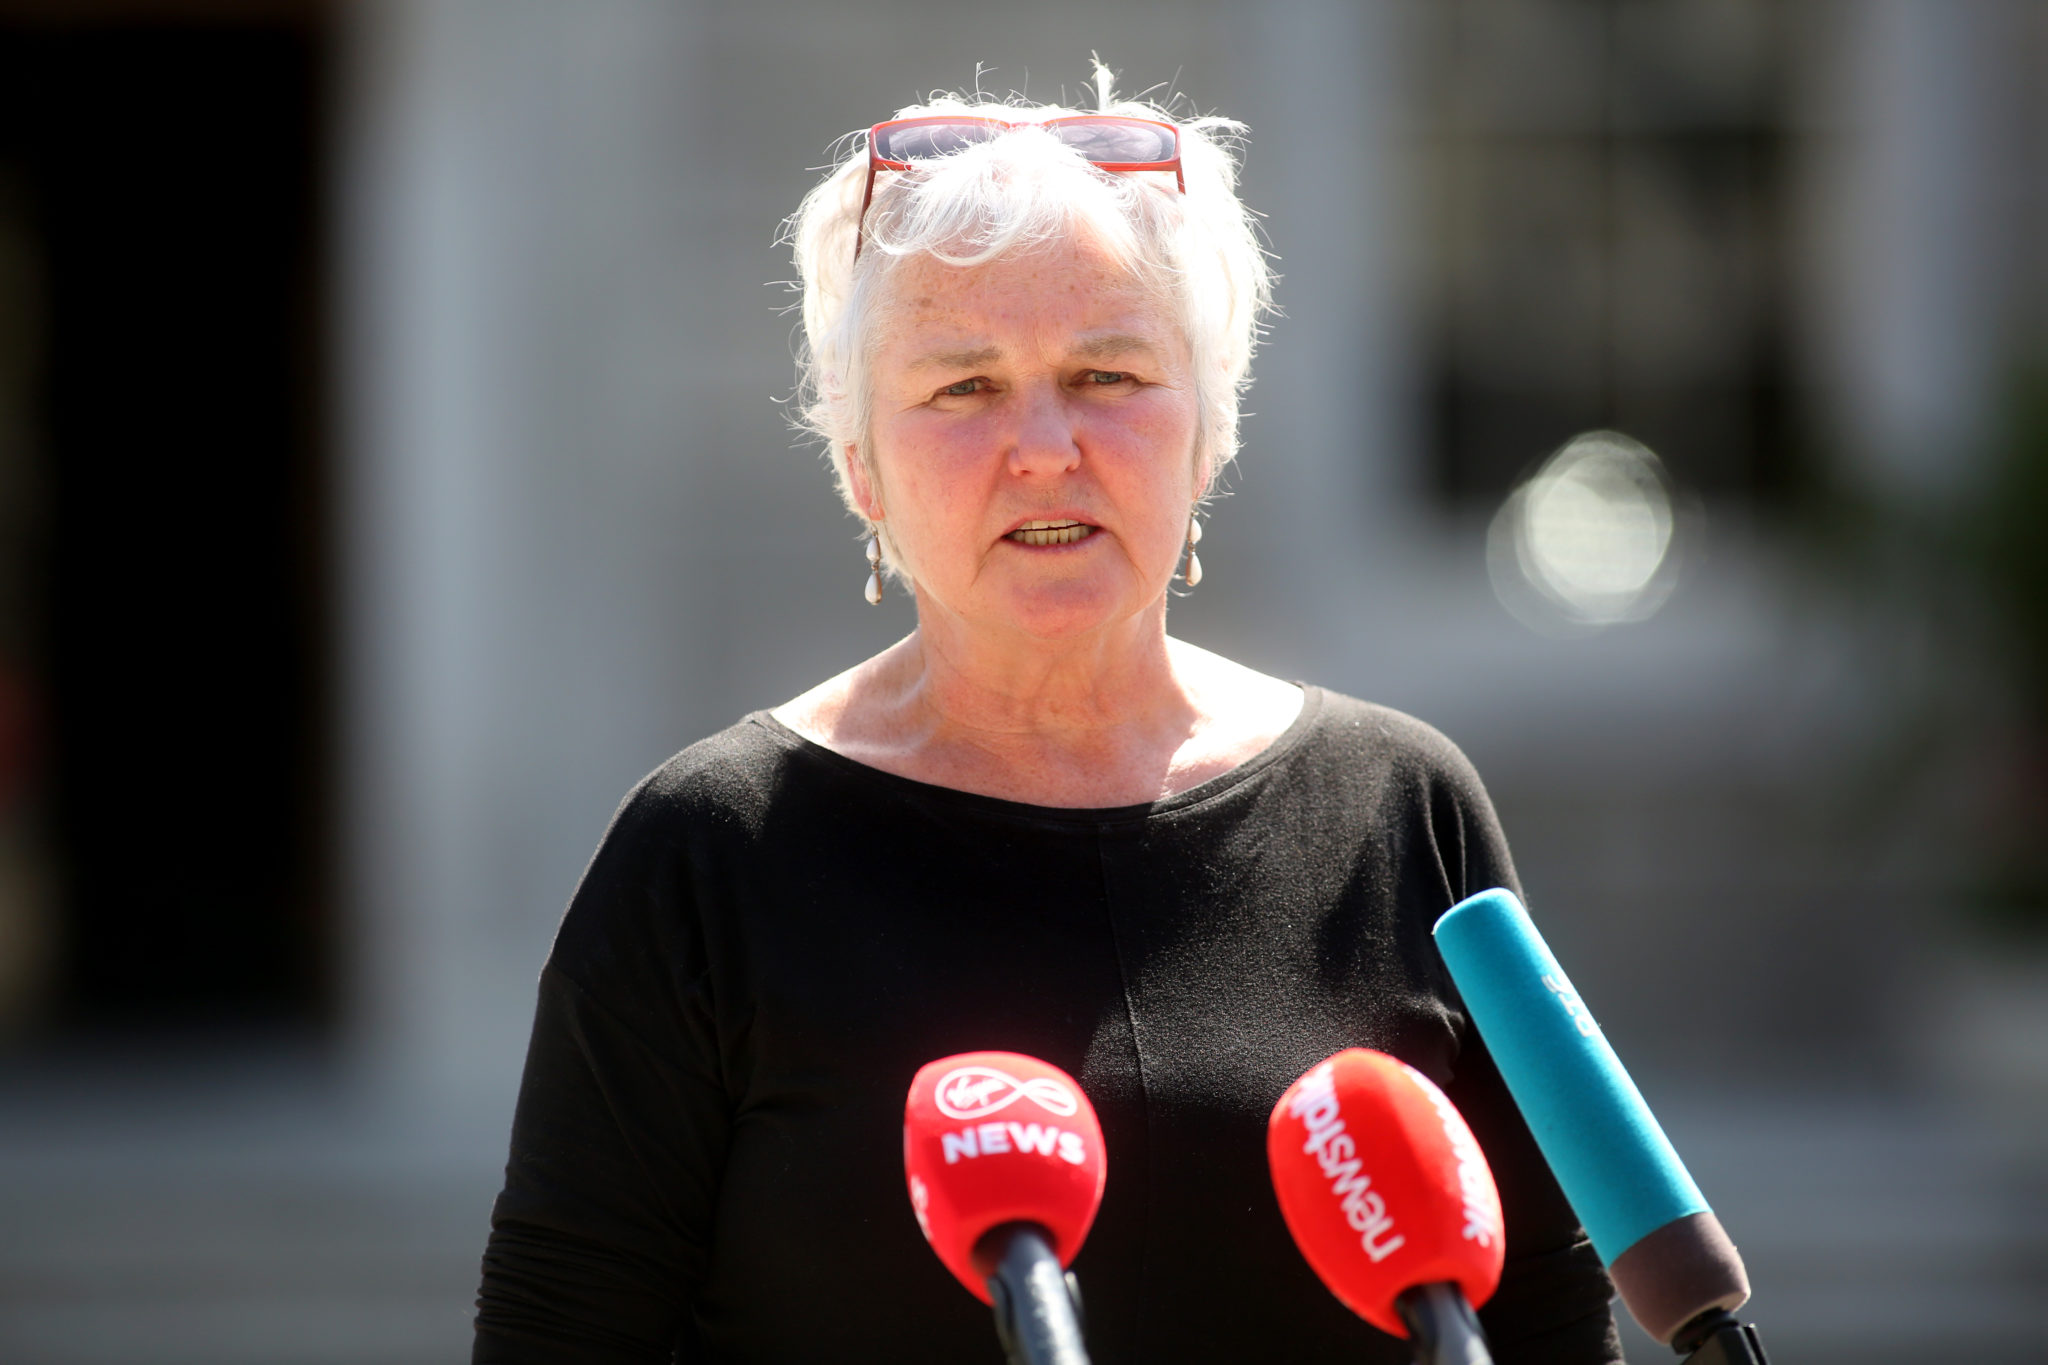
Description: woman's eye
xmin=939 ymin=378 xmax=983 ymax=397
xmin=1086 ymin=370 xmax=1128 ymax=386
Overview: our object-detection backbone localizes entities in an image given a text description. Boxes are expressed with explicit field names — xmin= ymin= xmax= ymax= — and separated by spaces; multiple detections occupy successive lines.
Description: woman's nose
xmin=1006 ymin=385 xmax=1083 ymax=478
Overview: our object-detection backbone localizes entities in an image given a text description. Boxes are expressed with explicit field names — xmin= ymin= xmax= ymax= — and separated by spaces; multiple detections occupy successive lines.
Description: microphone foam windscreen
xmin=904 ymin=1051 xmax=1106 ymax=1304
xmin=1432 ymin=888 xmax=1706 ymax=1264
xmin=1267 ymin=1048 xmax=1505 ymax=1338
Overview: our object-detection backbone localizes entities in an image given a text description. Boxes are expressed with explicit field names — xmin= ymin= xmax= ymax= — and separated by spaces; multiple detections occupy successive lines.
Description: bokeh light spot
xmin=1489 ymin=431 xmax=1682 ymax=631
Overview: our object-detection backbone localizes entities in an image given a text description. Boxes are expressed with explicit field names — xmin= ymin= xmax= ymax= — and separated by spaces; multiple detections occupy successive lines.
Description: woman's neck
xmin=772 ymin=603 xmax=1302 ymax=808
xmin=904 ymin=598 xmax=1185 ymax=740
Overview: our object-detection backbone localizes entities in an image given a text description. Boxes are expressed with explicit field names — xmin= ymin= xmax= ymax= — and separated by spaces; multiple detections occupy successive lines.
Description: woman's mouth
xmin=1007 ymin=519 xmax=1097 ymax=547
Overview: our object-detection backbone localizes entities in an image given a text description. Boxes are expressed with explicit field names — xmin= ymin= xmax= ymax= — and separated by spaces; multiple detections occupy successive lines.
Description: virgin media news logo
xmin=933 ymin=1065 xmax=1080 ymax=1121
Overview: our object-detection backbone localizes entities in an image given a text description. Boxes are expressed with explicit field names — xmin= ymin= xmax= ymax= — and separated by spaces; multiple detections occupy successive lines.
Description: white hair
xmin=782 ymin=66 xmax=1274 ymax=563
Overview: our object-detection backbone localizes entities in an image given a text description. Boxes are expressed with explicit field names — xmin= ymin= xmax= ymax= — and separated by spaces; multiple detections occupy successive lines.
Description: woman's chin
xmin=981 ymin=570 xmax=1158 ymax=642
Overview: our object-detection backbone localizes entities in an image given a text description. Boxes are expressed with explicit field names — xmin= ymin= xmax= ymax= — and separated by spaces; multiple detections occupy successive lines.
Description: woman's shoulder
xmin=1296 ymin=687 xmax=1493 ymax=796
xmin=548 ymin=714 xmax=824 ymax=980
xmin=1293 ymin=688 xmax=1519 ymax=899
xmin=612 ymin=712 xmax=823 ymax=833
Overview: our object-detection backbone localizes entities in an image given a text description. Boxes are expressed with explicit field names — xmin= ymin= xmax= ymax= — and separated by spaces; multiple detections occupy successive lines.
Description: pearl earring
xmin=1182 ymin=515 xmax=1203 ymax=587
xmin=864 ymin=529 xmax=883 ymax=605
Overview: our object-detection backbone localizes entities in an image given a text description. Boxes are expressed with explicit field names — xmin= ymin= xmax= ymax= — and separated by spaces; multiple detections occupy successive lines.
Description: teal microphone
xmin=1433 ymin=889 xmax=1751 ymax=1352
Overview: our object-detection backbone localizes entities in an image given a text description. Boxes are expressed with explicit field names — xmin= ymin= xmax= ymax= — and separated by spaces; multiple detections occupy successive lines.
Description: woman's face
xmin=855 ymin=235 xmax=1202 ymax=645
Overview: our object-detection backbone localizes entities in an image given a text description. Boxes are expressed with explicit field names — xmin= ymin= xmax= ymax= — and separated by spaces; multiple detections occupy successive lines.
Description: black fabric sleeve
xmin=474 ymin=778 xmax=730 ymax=1364
xmin=1422 ymin=732 xmax=1624 ymax=1365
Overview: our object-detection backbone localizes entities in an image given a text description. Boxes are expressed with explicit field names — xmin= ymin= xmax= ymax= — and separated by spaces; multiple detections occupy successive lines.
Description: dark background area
xmin=1420 ymin=2 xmax=1800 ymax=504
xmin=0 ymin=16 xmax=328 ymax=1030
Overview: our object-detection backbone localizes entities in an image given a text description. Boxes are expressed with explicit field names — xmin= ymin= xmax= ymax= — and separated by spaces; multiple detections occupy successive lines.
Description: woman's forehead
xmin=874 ymin=245 xmax=1184 ymax=360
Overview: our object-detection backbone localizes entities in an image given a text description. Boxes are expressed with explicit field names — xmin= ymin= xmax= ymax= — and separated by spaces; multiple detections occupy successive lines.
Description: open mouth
xmin=1007 ymin=519 xmax=1097 ymax=547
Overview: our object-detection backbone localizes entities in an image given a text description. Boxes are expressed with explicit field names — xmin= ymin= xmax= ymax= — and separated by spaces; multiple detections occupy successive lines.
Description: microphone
xmin=1268 ymin=1048 xmax=1505 ymax=1365
xmin=904 ymin=1051 xmax=1106 ymax=1365
xmin=1434 ymin=888 xmax=1765 ymax=1361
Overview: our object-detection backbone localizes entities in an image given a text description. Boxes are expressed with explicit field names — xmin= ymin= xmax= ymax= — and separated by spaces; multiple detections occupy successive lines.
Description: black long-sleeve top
xmin=475 ymin=686 xmax=1622 ymax=1363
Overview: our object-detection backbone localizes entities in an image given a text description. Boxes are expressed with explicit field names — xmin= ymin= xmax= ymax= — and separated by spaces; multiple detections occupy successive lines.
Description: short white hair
xmin=783 ymin=66 xmax=1274 ymax=549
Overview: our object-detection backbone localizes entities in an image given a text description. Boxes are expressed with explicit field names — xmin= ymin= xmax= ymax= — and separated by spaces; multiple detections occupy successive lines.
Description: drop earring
xmin=1182 ymin=515 xmax=1203 ymax=587
xmin=864 ymin=528 xmax=883 ymax=605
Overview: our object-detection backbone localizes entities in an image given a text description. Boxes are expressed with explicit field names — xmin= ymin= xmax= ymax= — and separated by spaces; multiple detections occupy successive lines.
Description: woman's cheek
xmin=901 ymin=412 xmax=994 ymax=477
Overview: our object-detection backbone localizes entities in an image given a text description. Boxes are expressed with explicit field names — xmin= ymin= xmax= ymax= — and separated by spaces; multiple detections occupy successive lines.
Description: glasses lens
xmin=1049 ymin=121 xmax=1176 ymax=164
xmin=871 ymin=122 xmax=1003 ymax=163
xmin=874 ymin=119 xmax=1177 ymax=167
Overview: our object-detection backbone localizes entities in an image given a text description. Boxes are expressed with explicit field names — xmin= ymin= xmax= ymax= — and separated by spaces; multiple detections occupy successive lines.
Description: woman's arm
xmin=1419 ymin=731 xmax=1624 ymax=1364
xmin=475 ymin=777 xmax=731 ymax=1364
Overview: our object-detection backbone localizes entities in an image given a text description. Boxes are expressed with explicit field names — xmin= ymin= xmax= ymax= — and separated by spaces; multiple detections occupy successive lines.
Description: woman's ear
xmin=844 ymin=444 xmax=883 ymax=521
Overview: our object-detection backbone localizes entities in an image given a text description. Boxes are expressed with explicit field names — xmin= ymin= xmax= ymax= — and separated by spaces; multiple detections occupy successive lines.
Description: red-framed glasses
xmin=856 ymin=114 xmax=1185 ymax=260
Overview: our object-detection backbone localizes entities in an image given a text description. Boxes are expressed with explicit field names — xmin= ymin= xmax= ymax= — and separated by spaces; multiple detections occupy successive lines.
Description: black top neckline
xmin=746 ymin=683 xmax=1325 ymax=827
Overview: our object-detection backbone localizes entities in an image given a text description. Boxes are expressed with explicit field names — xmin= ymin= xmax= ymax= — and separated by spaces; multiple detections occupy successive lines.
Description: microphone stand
xmin=1395 ymin=1282 xmax=1495 ymax=1365
xmin=978 ymin=1223 xmax=1091 ymax=1365
xmin=1672 ymin=1309 xmax=1770 ymax=1365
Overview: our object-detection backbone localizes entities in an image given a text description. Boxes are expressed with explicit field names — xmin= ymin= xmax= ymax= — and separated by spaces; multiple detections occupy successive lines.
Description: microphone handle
xmin=1674 ymin=1309 xmax=1771 ymax=1365
xmin=1395 ymin=1282 xmax=1495 ymax=1365
xmin=980 ymin=1223 xmax=1091 ymax=1365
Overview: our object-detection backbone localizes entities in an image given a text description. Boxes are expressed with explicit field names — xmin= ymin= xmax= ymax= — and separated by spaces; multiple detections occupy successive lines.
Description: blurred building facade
xmin=1 ymin=1 xmax=2043 ymax=1361
xmin=338 ymin=0 xmax=2048 ymax=1103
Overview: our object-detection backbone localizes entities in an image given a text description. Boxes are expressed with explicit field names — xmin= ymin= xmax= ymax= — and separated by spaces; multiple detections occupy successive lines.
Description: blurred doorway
xmin=0 ymin=4 xmax=331 ymax=1038
xmin=1416 ymin=0 xmax=1802 ymax=506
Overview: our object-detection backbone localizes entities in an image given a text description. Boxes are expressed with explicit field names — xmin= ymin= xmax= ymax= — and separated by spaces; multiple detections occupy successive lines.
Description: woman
xmin=475 ymin=74 xmax=1621 ymax=1364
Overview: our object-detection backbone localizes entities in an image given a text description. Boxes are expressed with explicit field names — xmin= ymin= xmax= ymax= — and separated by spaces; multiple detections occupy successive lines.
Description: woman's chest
xmin=701 ymin=799 xmax=1451 ymax=1093
xmin=683 ymin=805 xmax=1460 ymax=1361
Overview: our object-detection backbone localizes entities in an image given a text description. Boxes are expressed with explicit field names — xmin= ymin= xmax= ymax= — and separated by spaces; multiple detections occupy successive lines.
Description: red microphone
xmin=1268 ymin=1049 xmax=1506 ymax=1365
xmin=905 ymin=1051 xmax=1106 ymax=1365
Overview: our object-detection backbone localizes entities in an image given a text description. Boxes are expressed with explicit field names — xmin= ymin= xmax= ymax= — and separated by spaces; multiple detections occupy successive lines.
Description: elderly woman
xmin=474 ymin=76 xmax=1620 ymax=1365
